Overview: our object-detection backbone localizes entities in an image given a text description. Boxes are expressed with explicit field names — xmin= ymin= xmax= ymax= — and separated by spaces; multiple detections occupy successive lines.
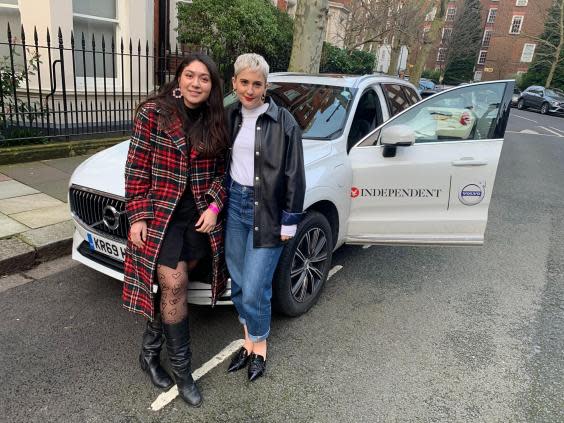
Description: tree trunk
xmin=410 ymin=0 xmax=448 ymax=87
xmin=545 ymin=0 xmax=563 ymax=88
xmin=387 ymin=34 xmax=401 ymax=76
xmin=288 ymin=0 xmax=329 ymax=73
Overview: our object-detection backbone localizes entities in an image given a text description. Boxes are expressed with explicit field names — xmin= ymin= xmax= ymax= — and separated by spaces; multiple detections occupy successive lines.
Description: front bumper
xmin=71 ymin=222 xmax=232 ymax=306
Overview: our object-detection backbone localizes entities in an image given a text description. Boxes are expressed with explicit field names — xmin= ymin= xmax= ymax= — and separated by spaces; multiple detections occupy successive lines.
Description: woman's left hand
xmin=281 ymin=235 xmax=293 ymax=242
xmin=195 ymin=208 xmax=217 ymax=233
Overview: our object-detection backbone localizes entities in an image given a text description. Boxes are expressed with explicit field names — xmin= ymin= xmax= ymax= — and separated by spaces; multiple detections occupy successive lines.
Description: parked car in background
xmin=517 ymin=85 xmax=564 ymax=115
xmin=511 ymin=87 xmax=521 ymax=107
xmin=68 ymin=75 xmax=514 ymax=317
xmin=417 ymin=78 xmax=438 ymax=98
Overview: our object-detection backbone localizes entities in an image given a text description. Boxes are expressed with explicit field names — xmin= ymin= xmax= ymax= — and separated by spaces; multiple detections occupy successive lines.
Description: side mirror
xmin=381 ymin=124 xmax=415 ymax=157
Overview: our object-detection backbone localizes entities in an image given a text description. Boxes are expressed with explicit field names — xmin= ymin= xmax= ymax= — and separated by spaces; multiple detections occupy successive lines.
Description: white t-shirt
xmin=230 ymin=103 xmax=296 ymax=237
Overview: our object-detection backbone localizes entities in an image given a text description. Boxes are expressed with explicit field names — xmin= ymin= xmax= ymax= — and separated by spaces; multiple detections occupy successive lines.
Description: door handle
xmin=451 ymin=158 xmax=488 ymax=167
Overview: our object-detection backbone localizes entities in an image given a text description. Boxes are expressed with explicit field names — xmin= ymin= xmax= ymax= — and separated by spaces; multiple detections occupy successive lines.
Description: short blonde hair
xmin=233 ymin=53 xmax=269 ymax=81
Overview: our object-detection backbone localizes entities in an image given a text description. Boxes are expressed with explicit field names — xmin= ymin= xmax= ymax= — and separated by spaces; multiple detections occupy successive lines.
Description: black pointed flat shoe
xmin=248 ymin=353 xmax=266 ymax=381
xmin=228 ymin=347 xmax=250 ymax=373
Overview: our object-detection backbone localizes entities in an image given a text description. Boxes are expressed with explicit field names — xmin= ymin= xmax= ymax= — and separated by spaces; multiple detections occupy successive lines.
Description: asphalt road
xmin=1 ymin=110 xmax=563 ymax=423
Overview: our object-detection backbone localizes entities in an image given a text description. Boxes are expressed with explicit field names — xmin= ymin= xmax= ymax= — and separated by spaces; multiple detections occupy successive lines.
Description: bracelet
xmin=208 ymin=202 xmax=220 ymax=214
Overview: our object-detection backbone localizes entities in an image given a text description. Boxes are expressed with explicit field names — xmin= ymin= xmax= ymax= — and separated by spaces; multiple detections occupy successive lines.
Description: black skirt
xmin=157 ymin=189 xmax=210 ymax=269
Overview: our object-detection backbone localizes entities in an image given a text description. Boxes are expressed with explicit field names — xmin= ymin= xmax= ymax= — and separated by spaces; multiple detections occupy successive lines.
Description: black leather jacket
xmin=226 ymin=98 xmax=306 ymax=247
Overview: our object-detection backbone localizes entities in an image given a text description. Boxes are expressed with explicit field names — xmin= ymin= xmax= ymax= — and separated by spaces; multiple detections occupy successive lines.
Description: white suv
xmin=69 ymin=74 xmax=515 ymax=316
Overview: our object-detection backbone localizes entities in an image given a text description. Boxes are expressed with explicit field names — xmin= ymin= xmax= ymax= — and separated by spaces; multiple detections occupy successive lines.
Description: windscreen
xmin=267 ymin=83 xmax=354 ymax=140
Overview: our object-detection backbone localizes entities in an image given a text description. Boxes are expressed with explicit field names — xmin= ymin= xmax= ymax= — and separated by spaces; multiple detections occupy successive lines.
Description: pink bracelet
xmin=208 ymin=202 xmax=220 ymax=214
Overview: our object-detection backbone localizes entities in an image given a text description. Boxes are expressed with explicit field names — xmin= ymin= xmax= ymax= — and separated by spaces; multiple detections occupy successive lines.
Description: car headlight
xmin=551 ymin=100 xmax=559 ymax=107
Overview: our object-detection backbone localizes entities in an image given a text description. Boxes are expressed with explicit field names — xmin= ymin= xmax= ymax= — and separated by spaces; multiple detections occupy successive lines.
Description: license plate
xmin=86 ymin=233 xmax=126 ymax=262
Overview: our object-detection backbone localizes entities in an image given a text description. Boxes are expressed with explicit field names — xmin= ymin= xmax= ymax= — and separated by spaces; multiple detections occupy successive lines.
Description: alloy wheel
xmin=290 ymin=227 xmax=329 ymax=303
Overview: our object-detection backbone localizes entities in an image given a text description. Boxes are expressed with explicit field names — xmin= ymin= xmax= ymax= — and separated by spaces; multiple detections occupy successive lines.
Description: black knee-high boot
xmin=162 ymin=317 xmax=202 ymax=407
xmin=139 ymin=314 xmax=174 ymax=389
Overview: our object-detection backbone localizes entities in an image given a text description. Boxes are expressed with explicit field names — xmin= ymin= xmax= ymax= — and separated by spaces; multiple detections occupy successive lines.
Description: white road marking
xmin=512 ymin=114 xmax=537 ymax=123
xmin=519 ymin=129 xmax=539 ymax=135
xmin=538 ymin=126 xmax=563 ymax=137
xmin=150 ymin=338 xmax=244 ymax=411
xmin=362 ymin=245 xmax=372 ymax=249
xmin=549 ymin=126 xmax=564 ymax=136
xmin=506 ymin=130 xmax=561 ymax=138
xmin=328 ymin=265 xmax=343 ymax=280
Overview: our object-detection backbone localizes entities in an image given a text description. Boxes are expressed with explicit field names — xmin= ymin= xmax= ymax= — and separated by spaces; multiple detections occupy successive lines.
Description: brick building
xmin=425 ymin=0 xmax=552 ymax=81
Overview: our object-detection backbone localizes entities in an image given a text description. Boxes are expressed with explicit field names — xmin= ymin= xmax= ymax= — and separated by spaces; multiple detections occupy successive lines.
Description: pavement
xmin=0 ymin=155 xmax=91 ymax=275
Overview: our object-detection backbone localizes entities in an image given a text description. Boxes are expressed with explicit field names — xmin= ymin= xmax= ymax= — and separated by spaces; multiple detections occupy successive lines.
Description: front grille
xmin=69 ymin=186 xmax=129 ymax=240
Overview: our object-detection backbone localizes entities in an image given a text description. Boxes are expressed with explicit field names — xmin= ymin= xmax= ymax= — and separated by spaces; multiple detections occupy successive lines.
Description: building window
xmin=474 ymin=71 xmax=483 ymax=81
xmin=425 ymin=6 xmax=437 ymax=21
xmin=73 ymin=0 xmax=118 ymax=78
xmin=477 ymin=50 xmax=487 ymax=65
xmin=437 ymin=48 xmax=446 ymax=62
xmin=442 ymin=28 xmax=452 ymax=44
xmin=0 ymin=1 xmax=21 ymax=42
xmin=482 ymin=30 xmax=493 ymax=47
xmin=520 ymin=43 xmax=536 ymax=62
xmin=516 ymin=0 xmax=528 ymax=6
xmin=487 ymin=8 xmax=497 ymax=24
xmin=446 ymin=8 xmax=456 ymax=22
xmin=0 ymin=0 xmax=22 ymax=59
xmin=510 ymin=16 xmax=524 ymax=34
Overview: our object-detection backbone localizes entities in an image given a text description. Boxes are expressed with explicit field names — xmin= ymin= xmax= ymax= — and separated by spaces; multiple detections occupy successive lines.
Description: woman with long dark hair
xmin=123 ymin=53 xmax=229 ymax=407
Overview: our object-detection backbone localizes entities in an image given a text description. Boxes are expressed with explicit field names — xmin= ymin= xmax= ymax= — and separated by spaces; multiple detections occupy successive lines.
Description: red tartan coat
xmin=122 ymin=102 xmax=228 ymax=320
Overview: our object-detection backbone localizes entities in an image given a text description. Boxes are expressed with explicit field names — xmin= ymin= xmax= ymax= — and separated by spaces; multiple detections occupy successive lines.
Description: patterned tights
xmin=157 ymin=260 xmax=197 ymax=324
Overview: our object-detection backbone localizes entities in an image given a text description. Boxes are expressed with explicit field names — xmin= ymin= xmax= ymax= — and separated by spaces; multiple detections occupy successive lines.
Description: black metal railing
xmin=0 ymin=24 xmax=196 ymax=145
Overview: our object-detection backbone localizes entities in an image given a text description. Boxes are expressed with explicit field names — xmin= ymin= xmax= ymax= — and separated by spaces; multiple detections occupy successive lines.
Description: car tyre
xmin=540 ymin=102 xmax=549 ymax=115
xmin=517 ymin=99 xmax=525 ymax=110
xmin=272 ymin=211 xmax=333 ymax=317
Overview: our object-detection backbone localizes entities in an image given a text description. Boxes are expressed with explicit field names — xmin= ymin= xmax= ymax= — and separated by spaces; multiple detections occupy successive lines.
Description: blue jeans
xmin=225 ymin=179 xmax=283 ymax=342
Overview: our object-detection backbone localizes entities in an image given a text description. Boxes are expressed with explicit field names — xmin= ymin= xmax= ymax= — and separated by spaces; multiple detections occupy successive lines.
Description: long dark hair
xmin=138 ymin=53 xmax=228 ymax=157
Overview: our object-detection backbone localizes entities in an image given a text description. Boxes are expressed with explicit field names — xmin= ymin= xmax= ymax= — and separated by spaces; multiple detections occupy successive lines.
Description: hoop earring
xmin=261 ymin=94 xmax=265 ymax=102
xmin=172 ymin=88 xmax=182 ymax=99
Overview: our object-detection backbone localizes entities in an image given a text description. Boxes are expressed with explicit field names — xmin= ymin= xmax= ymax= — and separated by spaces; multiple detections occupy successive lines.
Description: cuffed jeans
xmin=225 ymin=179 xmax=283 ymax=343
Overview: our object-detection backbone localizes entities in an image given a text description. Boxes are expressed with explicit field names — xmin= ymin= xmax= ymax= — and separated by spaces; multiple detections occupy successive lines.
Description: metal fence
xmin=0 ymin=24 xmax=195 ymax=145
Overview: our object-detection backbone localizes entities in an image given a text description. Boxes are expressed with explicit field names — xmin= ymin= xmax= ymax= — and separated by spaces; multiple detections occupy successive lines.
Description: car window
xmin=376 ymin=83 xmax=507 ymax=144
xmin=402 ymin=86 xmax=420 ymax=106
xmin=347 ymin=89 xmax=382 ymax=151
xmin=382 ymin=84 xmax=411 ymax=116
xmin=267 ymin=83 xmax=354 ymax=140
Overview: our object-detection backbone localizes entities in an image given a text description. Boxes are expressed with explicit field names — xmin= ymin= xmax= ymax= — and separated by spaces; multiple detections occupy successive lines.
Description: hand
xmin=281 ymin=235 xmax=293 ymax=242
xmin=195 ymin=208 xmax=217 ymax=233
xmin=130 ymin=220 xmax=147 ymax=249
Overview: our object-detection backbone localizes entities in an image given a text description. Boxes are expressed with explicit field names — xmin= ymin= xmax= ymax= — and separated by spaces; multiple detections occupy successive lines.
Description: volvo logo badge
xmin=102 ymin=205 xmax=121 ymax=230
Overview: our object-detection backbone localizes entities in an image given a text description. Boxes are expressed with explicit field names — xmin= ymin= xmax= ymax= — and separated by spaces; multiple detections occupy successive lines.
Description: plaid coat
xmin=122 ymin=102 xmax=228 ymax=320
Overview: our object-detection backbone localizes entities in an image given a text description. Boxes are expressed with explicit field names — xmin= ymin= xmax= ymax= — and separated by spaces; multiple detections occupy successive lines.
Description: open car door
xmin=346 ymin=80 xmax=514 ymax=245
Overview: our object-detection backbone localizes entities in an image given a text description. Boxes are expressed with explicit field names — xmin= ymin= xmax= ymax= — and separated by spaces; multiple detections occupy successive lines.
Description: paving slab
xmin=0 ymin=180 xmax=39 ymax=199
xmin=0 ymin=213 xmax=29 ymax=238
xmin=41 ymin=155 xmax=91 ymax=174
xmin=10 ymin=204 xmax=70 ymax=229
xmin=0 ymin=237 xmax=35 ymax=275
xmin=0 ymin=173 xmax=11 ymax=182
xmin=0 ymin=193 xmax=64 ymax=215
xmin=0 ymin=161 xmax=69 ymax=186
xmin=31 ymin=181 xmax=70 ymax=203
xmin=18 ymin=220 xmax=74 ymax=262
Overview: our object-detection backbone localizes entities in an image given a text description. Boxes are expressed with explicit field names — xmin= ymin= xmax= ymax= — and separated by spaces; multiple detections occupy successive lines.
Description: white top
xmin=230 ymin=103 xmax=268 ymax=186
xmin=230 ymin=102 xmax=296 ymax=237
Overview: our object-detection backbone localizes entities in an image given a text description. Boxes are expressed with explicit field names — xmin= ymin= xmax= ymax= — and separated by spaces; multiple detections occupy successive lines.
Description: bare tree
xmin=520 ymin=0 xmax=564 ymax=88
xmin=288 ymin=0 xmax=329 ymax=73
xmin=409 ymin=0 xmax=448 ymax=87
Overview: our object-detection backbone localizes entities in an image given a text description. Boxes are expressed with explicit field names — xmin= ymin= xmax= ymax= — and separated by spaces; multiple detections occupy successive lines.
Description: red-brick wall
xmin=422 ymin=0 xmax=552 ymax=81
